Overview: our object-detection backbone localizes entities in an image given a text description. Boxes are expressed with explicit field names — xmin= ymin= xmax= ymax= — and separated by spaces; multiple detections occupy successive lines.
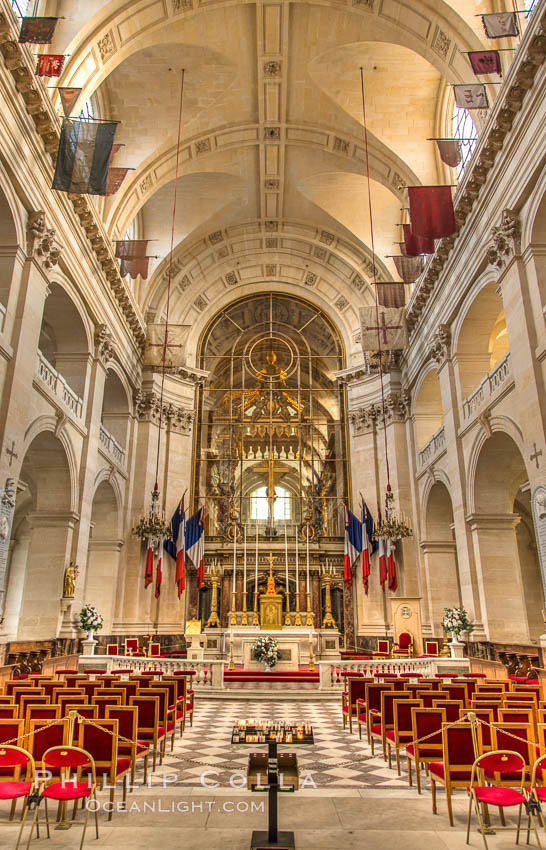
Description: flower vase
xmin=264 ymin=663 xmax=271 ymax=673
xmin=87 ymin=630 xmax=94 ymax=642
xmin=449 ymin=632 xmax=465 ymax=659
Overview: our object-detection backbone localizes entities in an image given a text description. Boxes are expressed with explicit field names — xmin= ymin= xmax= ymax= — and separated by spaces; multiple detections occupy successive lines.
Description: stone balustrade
xmin=462 ymin=351 xmax=511 ymax=420
xmin=318 ymin=657 xmax=470 ymax=689
xmin=79 ymin=654 xmax=225 ymax=687
xmin=99 ymin=424 xmax=126 ymax=466
xmin=419 ymin=425 xmax=446 ymax=468
xmin=0 ymin=303 xmax=6 ymax=334
xmin=36 ymin=350 xmax=83 ymax=418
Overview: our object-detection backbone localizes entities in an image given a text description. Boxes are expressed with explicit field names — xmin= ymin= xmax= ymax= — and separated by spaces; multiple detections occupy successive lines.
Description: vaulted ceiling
xmin=47 ymin=0 xmax=495 ymax=365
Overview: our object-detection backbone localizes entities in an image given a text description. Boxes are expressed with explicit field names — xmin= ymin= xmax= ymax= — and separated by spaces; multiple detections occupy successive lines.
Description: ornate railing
xmin=99 ymin=424 xmax=126 ymax=466
xmin=317 ymin=657 xmax=470 ymax=689
xmin=0 ymin=303 xmax=6 ymax=334
xmin=80 ymin=655 xmax=226 ymax=687
xmin=36 ymin=350 xmax=83 ymax=418
xmin=419 ymin=425 xmax=446 ymax=467
xmin=462 ymin=351 xmax=511 ymax=420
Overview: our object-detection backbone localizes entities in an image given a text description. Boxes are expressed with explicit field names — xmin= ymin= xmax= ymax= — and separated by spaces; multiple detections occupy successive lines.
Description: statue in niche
xmin=63 ymin=562 xmax=79 ymax=598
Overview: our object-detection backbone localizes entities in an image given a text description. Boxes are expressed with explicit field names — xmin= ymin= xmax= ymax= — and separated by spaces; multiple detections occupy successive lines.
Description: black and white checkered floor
xmin=159 ymin=699 xmax=413 ymax=788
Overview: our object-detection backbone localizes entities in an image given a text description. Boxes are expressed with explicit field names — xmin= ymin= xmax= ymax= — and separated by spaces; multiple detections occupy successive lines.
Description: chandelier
xmin=376 ymin=488 xmax=413 ymax=541
xmin=133 ymin=484 xmax=172 ymax=544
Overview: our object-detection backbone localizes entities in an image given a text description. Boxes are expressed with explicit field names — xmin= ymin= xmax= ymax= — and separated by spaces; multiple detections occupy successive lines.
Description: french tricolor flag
xmin=361 ymin=499 xmax=373 ymax=595
xmin=186 ymin=507 xmax=205 ymax=589
xmin=344 ymin=507 xmax=362 ymax=588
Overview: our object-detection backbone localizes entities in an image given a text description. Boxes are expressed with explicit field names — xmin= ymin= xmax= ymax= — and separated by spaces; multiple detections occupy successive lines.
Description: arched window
xmin=452 ymin=102 xmax=477 ymax=177
xmin=250 ymin=486 xmax=291 ymax=522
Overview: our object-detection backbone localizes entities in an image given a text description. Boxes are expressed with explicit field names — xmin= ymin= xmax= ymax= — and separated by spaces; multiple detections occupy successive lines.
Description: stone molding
xmin=349 ymin=391 xmax=410 ymax=434
xmin=428 ymin=324 xmax=451 ymax=367
xmin=94 ymin=324 xmax=116 ymax=365
xmin=466 ymin=512 xmax=521 ymax=531
xmin=486 ymin=209 xmax=522 ymax=270
xmin=26 ymin=210 xmax=63 ymax=272
xmin=133 ymin=390 xmax=194 ymax=434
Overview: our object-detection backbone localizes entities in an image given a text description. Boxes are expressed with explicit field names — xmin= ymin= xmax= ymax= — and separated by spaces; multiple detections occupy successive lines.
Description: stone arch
xmin=3 ymin=430 xmax=77 ymax=641
xmin=84 ymin=479 xmax=123 ymax=633
xmin=421 ymin=480 xmax=460 ymax=635
xmin=101 ymin=366 xmax=132 ymax=452
xmin=0 ymin=170 xmax=24 ymax=314
xmin=22 ymin=415 xmax=79 ymax=513
xmin=468 ymin=430 xmax=542 ymax=642
xmin=412 ymin=366 xmax=444 ymax=451
xmin=522 ymin=162 xmax=546 ymax=248
xmin=453 ymin=279 xmax=508 ymax=403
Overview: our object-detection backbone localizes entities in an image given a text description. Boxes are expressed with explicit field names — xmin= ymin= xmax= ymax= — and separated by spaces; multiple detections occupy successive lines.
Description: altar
xmin=202 ymin=626 xmax=341 ymax=667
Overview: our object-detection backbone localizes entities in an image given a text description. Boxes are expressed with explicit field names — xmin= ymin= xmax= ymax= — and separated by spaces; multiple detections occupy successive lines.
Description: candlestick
xmin=284 ymin=520 xmax=288 ymax=587
xmin=253 ymin=588 xmax=260 ymax=626
xmin=255 ymin=519 xmax=258 ymax=584
xmin=294 ymin=524 xmax=302 ymax=625
xmin=284 ymin=589 xmax=291 ymax=626
xmin=306 ymin=526 xmax=310 ymax=594
xmin=230 ymin=590 xmax=237 ymax=626
xmin=228 ymin=629 xmax=235 ymax=670
xmin=241 ymin=591 xmax=248 ymax=626
xmin=233 ymin=525 xmax=237 ymax=594
xmin=305 ymin=591 xmax=313 ymax=627
xmin=243 ymin=525 xmax=247 ymax=585
xmin=308 ymin=629 xmax=315 ymax=672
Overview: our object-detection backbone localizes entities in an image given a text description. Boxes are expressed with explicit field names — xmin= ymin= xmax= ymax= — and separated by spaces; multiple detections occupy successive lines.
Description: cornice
xmin=0 ymin=5 xmax=146 ymax=349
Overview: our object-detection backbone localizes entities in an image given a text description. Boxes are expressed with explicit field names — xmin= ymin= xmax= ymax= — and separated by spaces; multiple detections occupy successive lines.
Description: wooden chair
xmin=0 ymin=719 xmax=24 ymax=747
xmin=459 ymin=707 xmax=494 ymax=750
xmin=442 ymin=684 xmax=468 ymax=706
xmin=0 ymin=705 xmax=19 ymax=720
xmin=433 ymin=699 xmax=464 ymax=722
xmin=498 ymin=707 xmax=536 ymax=735
xmin=392 ymin=632 xmax=413 ymax=658
xmin=107 ymin=644 xmax=119 ymax=656
xmin=125 ymin=638 xmax=140 ymax=656
xmin=92 ymin=695 xmax=122 ymax=718
xmin=19 ymin=694 xmax=49 ymax=718
xmin=420 ymin=639 xmax=439 ymax=657
xmin=27 ymin=718 xmax=68 ymax=770
xmin=0 ymin=696 xmax=16 ymax=705
xmin=106 ymin=705 xmax=150 ymax=785
xmin=64 ymin=676 xmax=88 ymax=689
xmin=387 ymin=698 xmax=422 ymax=775
xmin=129 ymin=695 xmax=160 ymax=771
xmin=371 ymin=639 xmax=390 ymax=658
xmin=58 ymin=694 xmax=89 ymax=716
xmin=12 ymin=687 xmax=45 ymax=707
xmin=405 ymin=707 xmax=445 ymax=794
xmin=78 ymin=718 xmax=130 ymax=820
xmin=430 ymin=722 xmax=480 ymax=826
xmin=0 ymin=744 xmax=37 ymax=843
xmin=149 ymin=642 xmax=161 ymax=657
xmin=371 ymin=691 xmax=411 ymax=759
xmin=362 ymin=683 xmax=393 ymax=744
xmin=52 ymin=687 xmax=84 ymax=704
xmin=24 ymin=705 xmax=61 ymax=735
xmin=489 ymin=722 xmax=536 ymax=782
xmin=146 ymin=687 xmax=176 ymax=754
xmin=342 ymin=677 xmax=370 ymax=734
xmin=161 ymin=677 xmax=186 ymax=733
xmin=417 ymin=690 xmax=448 ymax=708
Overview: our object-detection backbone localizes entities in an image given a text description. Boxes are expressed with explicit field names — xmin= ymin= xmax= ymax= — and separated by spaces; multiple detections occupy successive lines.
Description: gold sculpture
xmin=266 ymin=552 xmax=277 ymax=594
xmin=63 ymin=562 xmax=78 ymax=598
xmin=206 ymin=573 xmax=221 ymax=628
xmin=321 ymin=571 xmax=336 ymax=629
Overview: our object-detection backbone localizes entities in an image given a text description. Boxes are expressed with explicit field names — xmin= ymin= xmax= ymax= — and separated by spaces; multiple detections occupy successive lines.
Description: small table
xmin=231 ymin=720 xmax=314 ymax=849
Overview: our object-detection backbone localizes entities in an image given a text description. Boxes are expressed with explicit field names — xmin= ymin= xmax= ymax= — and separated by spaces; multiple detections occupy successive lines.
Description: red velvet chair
xmin=149 ymin=643 xmax=161 ymax=657
xmin=386 ymin=698 xmax=422 ymax=775
xmin=528 ymin=750 xmax=546 ymax=832
xmin=27 ymin=718 xmax=67 ymax=770
xmin=372 ymin=639 xmax=390 ymax=658
xmin=467 ymin=750 xmax=540 ymax=849
xmin=0 ymin=719 xmax=24 ymax=748
xmin=129 ymin=695 xmax=160 ymax=771
xmin=430 ymin=722 xmax=480 ymax=826
xmin=34 ymin=746 xmax=98 ymax=850
xmin=342 ymin=677 xmax=370 ymax=734
xmin=443 ymin=684 xmax=467 ymax=706
xmin=79 ymin=718 xmax=131 ymax=819
xmin=106 ymin=705 xmax=150 ymax=786
xmin=92 ymin=695 xmax=122 ymax=718
xmin=433 ymin=699 xmax=464 ymax=723
xmin=405 ymin=707 xmax=445 ymax=793
xmin=371 ymin=691 xmax=411 ymax=760
xmin=460 ymin=707 xmax=493 ymax=750
xmin=0 ymin=744 xmax=37 ymax=848
xmin=392 ymin=632 xmax=413 ymax=658
xmin=0 ymin=706 xmax=19 ymax=720
xmin=419 ymin=640 xmax=439 ymax=657
xmin=146 ymin=687 xmax=176 ymax=755
xmin=125 ymin=638 xmax=140 ymax=656
xmin=489 ymin=722 xmax=536 ymax=783
xmin=417 ymin=690 xmax=449 ymax=709
xmin=362 ymin=683 xmax=394 ymax=744
xmin=24 ymin=705 xmax=60 ymax=736
xmin=107 ymin=644 xmax=119 ymax=656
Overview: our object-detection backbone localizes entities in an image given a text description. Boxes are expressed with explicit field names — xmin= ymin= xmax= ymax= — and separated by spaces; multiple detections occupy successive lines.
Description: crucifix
xmin=252 ymin=456 xmax=287 ymax=534
xmin=5 ymin=441 xmax=17 ymax=467
xmin=530 ymin=443 xmax=543 ymax=469
xmin=365 ymin=311 xmax=403 ymax=346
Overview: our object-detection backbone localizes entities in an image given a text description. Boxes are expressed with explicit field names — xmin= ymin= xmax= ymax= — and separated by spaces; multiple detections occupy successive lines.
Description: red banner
xmin=468 ymin=50 xmax=501 ymax=76
xmin=402 ymin=223 xmax=435 ymax=256
xmin=36 ymin=54 xmax=65 ymax=77
xmin=408 ymin=186 xmax=456 ymax=240
xmin=435 ymin=140 xmax=462 ymax=169
xmin=105 ymin=167 xmax=131 ymax=196
xmin=376 ymin=283 xmax=406 ymax=308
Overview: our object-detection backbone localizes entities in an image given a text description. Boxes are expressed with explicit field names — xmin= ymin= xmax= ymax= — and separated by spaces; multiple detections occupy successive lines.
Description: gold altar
xmin=259 ymin=553 xmax=284 ymax=629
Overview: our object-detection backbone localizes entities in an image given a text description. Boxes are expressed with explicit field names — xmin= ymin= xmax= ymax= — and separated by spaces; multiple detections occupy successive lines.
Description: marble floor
xmin=1 ymin=696 xmax=542 ymax=850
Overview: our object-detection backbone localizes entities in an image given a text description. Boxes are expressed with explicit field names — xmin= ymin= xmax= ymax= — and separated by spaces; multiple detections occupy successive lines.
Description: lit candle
xmin=243 ymin=525 xmax=247 ymax=586
xmin=255 ymin=519 xmax=259 ymax=585
xmin=284 ymin=520 xmax=289 ymax=587
xmin=306 ymin=527 xmax=310 ymax=594
xmin=233 ymin=525 xmax=237 ymax=594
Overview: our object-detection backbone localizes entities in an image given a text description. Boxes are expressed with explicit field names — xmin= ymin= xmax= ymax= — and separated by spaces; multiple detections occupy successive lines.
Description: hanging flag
xmin=392 ymin=255 xmax=425 ymax=284
xmin=408 ymin=186 xmax=456 ymax=240
xmin=58 ymin=87 xmax=82 ymax=117
xmin=360 ymin=306 xmax=408 ymax=351
xmin=186 ymin=507 xmax=205 ymax=589
xmin=435 ymin=140 xmax=462 ymax=169
xmin=19 ymin=17 xmax=58 ymax=44
xmin=468 ymin=50 xmax=501 ymax=76
xmin=377 ymin=510 xmax=387 ymax=589
xmin=52 ymin=119 xmax=118 ymax=195
xmin=454 ymin=84 xmax=488 ymax=110
xmin=482 ymin=12 xmax=519 ymax=39
xmin=115 ymin=239 xmax=151 ymax=279
xmin=36 ymin=54 xmax=65 ymax=77
xmin=387 ymin=540 xmax=397 ymax=592
xmin=155 ymin=541 xmax=163 ymax=599
xmin=164 ymin=497 xmax=186 ymax=597
xmin=376 ymin=282 xmax=406 ymax=309
xmin=143 ymin=324 xmax=191 ymax=369
xmin=144 ymin=538 xmax=154 ymax=588
xmin=402 ymin=224 xmax=435 ymax=257
xmin=361 ymin=500 xmax=373 ymax=595
xmin=344 ymin=507 xmax=362 ymax=588
xmin=110 ymin=143 xmax=125 ymax=161
xmin=105 ymin=167 xmax=131 ymax=196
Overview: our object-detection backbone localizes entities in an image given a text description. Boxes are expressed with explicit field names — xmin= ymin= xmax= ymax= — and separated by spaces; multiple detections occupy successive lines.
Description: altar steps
xmin=224 ymin=667 xmax=320 ymax=689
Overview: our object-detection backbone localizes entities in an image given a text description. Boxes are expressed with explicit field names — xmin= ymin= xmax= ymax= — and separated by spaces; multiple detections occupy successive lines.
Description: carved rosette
xmin=428 ymin=324 xmax=451 ymax=367
xmin=486 ymin=209 xmax=522 ymax=270
xmin=27 ymin=210 xmax=63 ymax=272
xmin=94 ymin=324 xmax=115 ymax=365
xmin=133 ymin=390 xmax=194 ymax=434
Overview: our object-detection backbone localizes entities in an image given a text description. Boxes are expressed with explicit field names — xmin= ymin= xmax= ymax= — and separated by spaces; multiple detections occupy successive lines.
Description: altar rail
xmin=318 ymin=657 xmax=470 ymax=689
xmin=79 ymin=655 xmax=225 ymax=688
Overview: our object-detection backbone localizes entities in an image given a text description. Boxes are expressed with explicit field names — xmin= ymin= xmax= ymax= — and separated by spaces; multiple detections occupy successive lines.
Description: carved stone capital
xmin=94 ymin=324 xmax=115 ymax=365
xmin=26 ymin=210 xmax=63 ymax=271
xmin=486 ymin=208 xmax=521 ymax=270
xmin=428 ymin=324 xmax=451 ymax=366
xmin=384 ymin=391 xmax=410 ymax=423
xmin=134 ymin=390 xmax=193 ymax=434
xmin=349 ymin=404 xmax=382 ymax=435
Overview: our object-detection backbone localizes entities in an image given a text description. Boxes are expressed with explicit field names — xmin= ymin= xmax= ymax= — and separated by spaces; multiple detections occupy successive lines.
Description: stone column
xmin=420 ymin=541 xmax=459 ymax=635
xmin=468 ymin=512 xmax=530 ymax=642
xmin=84 ymin=539 xmax=124 ymax=634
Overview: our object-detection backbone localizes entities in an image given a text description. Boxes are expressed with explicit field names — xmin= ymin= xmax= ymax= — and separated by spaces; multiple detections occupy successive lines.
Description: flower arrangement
xmin=79 ymin=604 xmax=103 ymax=634
xmin=442 ymin=606 xmax=472 ymax=637
xmin=252 ymin=636 xmax=279 ymax=669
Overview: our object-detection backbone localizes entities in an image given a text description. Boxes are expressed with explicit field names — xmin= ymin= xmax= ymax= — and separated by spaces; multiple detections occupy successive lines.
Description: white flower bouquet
xmin=79 ymin=604 xmax=103 ymax=634
xmin=252 ymin=635 xmax=279 ymax=669
xmin=442 ymin=606 xmax=472 ymax=637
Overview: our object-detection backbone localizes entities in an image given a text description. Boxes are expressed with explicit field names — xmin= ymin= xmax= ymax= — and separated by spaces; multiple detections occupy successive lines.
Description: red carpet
xmin=224 ymin=667 xmax=320 ymax=683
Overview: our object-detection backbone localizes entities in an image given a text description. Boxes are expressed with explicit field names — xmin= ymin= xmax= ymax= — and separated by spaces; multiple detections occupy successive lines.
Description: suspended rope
xmin=154 ymin=68 xmax=185 ymax=495
xmin=360 ymin=67 xmax=391 ymax=492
